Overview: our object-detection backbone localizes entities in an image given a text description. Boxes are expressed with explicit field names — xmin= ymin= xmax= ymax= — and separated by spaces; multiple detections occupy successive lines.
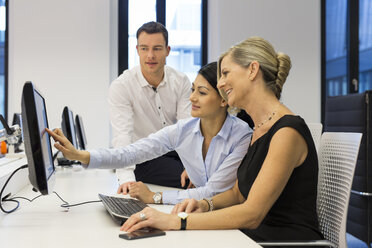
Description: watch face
xmin=178 ymin=212 xmax=188 ymax=219
xmin=153 ymin=193 xmax=161 ymax=203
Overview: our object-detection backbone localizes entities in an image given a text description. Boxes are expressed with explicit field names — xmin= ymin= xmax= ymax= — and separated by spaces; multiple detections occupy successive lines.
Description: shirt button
xmin=159 ymin=107 xmax=161 ymax=109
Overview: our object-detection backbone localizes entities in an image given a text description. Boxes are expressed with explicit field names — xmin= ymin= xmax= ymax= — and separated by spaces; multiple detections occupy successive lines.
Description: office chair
xmin=307 ymin=123 xmax=323 ymax=152
xmin=258 ymin=132 xmax=362 ymax=248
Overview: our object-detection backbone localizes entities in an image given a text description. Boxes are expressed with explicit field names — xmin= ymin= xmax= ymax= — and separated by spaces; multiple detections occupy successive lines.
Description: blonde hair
xmin=218 ymin=37 xmax=291 ymax=99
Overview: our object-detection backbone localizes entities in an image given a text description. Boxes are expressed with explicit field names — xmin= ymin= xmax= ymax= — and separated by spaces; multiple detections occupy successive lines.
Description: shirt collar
xmin=192 ymin=118 xmax=202 ymax=134
xmin=192 ymin=113 xmax=233 ymax=141
xmin=217 ymin=114 xmax=233 ymax=140
xmin=136 ymin=65 xmax=167 ymax=88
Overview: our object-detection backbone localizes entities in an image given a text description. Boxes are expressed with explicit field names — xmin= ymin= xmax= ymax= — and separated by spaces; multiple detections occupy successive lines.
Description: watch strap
xmin=180 ymin=217 xmax=187 ymax=230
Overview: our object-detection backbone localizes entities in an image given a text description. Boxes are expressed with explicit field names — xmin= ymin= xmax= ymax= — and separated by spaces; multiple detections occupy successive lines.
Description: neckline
xmin=250 ymin=114 xmax=298 ymax=147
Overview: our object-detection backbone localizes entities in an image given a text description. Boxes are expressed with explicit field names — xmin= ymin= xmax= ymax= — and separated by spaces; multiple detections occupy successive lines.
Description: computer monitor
xmin=61 ymin=106 xmax=78 ymax=149
xmin=21 ymin=81 xmax=55 ymax=195
xmin=75 ymin=114 xmax=87 ymax=150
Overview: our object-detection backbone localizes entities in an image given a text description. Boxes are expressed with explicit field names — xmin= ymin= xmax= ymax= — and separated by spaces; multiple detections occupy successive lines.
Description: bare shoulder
xmin=269 ymin=125 xmax=308 ymax=168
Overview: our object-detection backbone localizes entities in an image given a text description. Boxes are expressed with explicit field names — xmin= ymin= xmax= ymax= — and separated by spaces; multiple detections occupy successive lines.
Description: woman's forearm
xmin=212 ymin=181 xmax=243 ymax=210
xmin=182 ymin=203 xmax=260 ymax=230
xmin=78 ymin=150 xmax=90 ymax=165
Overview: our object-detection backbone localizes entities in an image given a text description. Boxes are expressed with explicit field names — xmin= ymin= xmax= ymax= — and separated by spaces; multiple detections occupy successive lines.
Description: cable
xmin=52 ymin=151 xmax=60 ymax=162
xmin=0 ymin=165 xmax=100 ymax=213
xmin=11 ymin=194 xmax=43 ymax=202
xmin=52 ymin=191 xmax=69 ymax=206
xmin=0 ymin=164 xmax=28 ymax=213
xmin=52 ymin=191 xmax=101 ymax=208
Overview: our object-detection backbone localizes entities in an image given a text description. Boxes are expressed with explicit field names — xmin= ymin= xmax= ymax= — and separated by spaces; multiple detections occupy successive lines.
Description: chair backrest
xmin=307 ymin=123 xmax=323 ymax=152
xmin=317 ymin=132 xmax=362 ymax=248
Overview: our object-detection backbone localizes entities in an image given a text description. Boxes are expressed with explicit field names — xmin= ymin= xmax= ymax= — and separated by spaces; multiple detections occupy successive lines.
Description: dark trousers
xmin=134 ymin=151 xmax=184 ymax=188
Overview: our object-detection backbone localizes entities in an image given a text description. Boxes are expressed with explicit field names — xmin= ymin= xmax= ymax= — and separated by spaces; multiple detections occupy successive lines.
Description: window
xmin=166 ymin=0 xmax=202 ymax=81
xmin=324 ymin=0 xmax=347 ymax=97
xmin=0 ymin=0 xmax=7 ymax=128
xmin=118 ymin=0 xmax=207 ymax=82
xmin=128 ymin=0 xmax=156 ymax=70
xmin=322 ymin=0 xmax=372 ymax=119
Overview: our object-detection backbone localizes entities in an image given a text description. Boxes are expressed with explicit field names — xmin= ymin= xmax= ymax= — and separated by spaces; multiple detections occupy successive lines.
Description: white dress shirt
xmin=88 ymin=114 xmax=252 ymax=204
xmin=108 ymin=65 xmax=191 ymax=183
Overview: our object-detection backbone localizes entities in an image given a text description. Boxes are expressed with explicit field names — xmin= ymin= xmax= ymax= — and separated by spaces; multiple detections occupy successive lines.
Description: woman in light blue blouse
xmin=47 ymin=62 xmax=252 ymax=205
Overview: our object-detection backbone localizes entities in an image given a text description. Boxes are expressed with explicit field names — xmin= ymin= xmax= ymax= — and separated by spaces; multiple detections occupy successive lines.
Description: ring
xmin=139 ymin=213 xmax=146 ymax=221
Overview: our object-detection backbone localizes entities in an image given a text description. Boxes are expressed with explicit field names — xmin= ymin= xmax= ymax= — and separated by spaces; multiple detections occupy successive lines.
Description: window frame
xmin=5 ymin=0 xmax=7 ymax=123
xmin=321 ymin=0 xmax=360 ymax=122
xmin=117 ymin=0 xmax=208 ymax=76
xmin=1 ymin=0 xmax=8 ymax=125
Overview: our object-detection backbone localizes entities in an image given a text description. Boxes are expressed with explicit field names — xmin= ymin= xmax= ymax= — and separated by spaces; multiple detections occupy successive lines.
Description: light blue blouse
xmin=88 ymin=114 xmax=252 ymax=204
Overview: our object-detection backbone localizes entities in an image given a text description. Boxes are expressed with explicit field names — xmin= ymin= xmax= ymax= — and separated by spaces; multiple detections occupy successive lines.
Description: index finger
xmin=45 ymin=128 xmax=65 ymax=143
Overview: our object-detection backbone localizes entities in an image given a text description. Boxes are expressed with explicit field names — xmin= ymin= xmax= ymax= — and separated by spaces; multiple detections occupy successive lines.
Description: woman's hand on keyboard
xmin=117 ymin=181 xmax=135 ymax=195
xmin=128 ymin=181 xmax=155 ymax=203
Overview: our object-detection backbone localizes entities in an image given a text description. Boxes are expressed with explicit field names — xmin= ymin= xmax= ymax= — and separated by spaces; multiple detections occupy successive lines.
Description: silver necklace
xmin=253 ymin=104 xmax=280 ymax=131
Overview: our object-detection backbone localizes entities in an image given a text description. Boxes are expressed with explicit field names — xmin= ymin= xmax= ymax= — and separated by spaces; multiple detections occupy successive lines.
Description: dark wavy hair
xmin=198 ymin=62 xmax=218 ymax=92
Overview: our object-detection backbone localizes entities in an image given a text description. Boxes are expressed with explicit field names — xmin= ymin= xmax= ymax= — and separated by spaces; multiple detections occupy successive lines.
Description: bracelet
xmin=203 ymin=198 xmax=214 ymax=212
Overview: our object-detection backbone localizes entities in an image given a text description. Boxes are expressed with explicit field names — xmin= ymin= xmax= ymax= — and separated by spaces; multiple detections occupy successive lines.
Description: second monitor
xmin=61 ymin=106 xmax=78 ymax=149
xmin=75 ymin=114 xmax=87 ymax=150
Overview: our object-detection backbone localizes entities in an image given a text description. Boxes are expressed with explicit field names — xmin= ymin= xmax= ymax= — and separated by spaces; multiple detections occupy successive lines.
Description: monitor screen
xmin=21 ymin=81 xmax=55 ymax=195
xmin=61 ymin=106 xmax=78 ymax=149
xmin=75 ymin=114 xmax=87 ymax=150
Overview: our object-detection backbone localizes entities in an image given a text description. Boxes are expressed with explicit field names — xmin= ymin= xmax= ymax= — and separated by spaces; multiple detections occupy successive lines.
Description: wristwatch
xmin=153 ymin=192 xmax=162 ymax=204
xmin=178 ymin=212 xmax=188 ymax=230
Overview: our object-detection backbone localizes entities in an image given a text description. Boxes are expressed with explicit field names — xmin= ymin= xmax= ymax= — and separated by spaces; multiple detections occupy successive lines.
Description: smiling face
xmin=136 ymin=32 xmax=170 ymax=79
xmin=190 ymin=74 xmax=226 ymax=118
xmin=218 ymin=54 xmax=251 ymax=109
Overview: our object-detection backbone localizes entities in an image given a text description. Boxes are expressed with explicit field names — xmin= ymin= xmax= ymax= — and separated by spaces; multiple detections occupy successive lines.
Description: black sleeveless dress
xmin=239 ymin=115 xmax=323 ymax=241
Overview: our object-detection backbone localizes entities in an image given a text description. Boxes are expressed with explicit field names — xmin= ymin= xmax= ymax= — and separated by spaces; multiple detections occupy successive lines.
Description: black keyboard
xmin=98 ymin=194 xmax=148 ymax=224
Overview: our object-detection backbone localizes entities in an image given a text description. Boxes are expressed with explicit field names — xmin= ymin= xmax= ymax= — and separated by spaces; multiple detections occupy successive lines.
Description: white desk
xmin=0 ymin=157 xmax=29 ymax=200
xmin=0 ymin=166 xmax=261 ymax=248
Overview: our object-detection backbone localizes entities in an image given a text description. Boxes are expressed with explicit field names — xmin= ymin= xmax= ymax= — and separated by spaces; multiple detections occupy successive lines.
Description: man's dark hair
xmin=136 ymin=21 xmax=168 ymax=46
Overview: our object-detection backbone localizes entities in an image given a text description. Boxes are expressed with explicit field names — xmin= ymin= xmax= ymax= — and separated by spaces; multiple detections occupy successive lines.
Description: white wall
xmin=208 ymin=0 xmax=321 ymax=123
xmin=8 ymin=0 xmax=118 ymax=148
xmin=7 ymin=0 xmax=321 ymax=150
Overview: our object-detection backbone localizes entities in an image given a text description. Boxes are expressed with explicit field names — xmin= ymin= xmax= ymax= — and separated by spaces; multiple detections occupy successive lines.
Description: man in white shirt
xmin=109 ymin=22 xmax=191 ymax=193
